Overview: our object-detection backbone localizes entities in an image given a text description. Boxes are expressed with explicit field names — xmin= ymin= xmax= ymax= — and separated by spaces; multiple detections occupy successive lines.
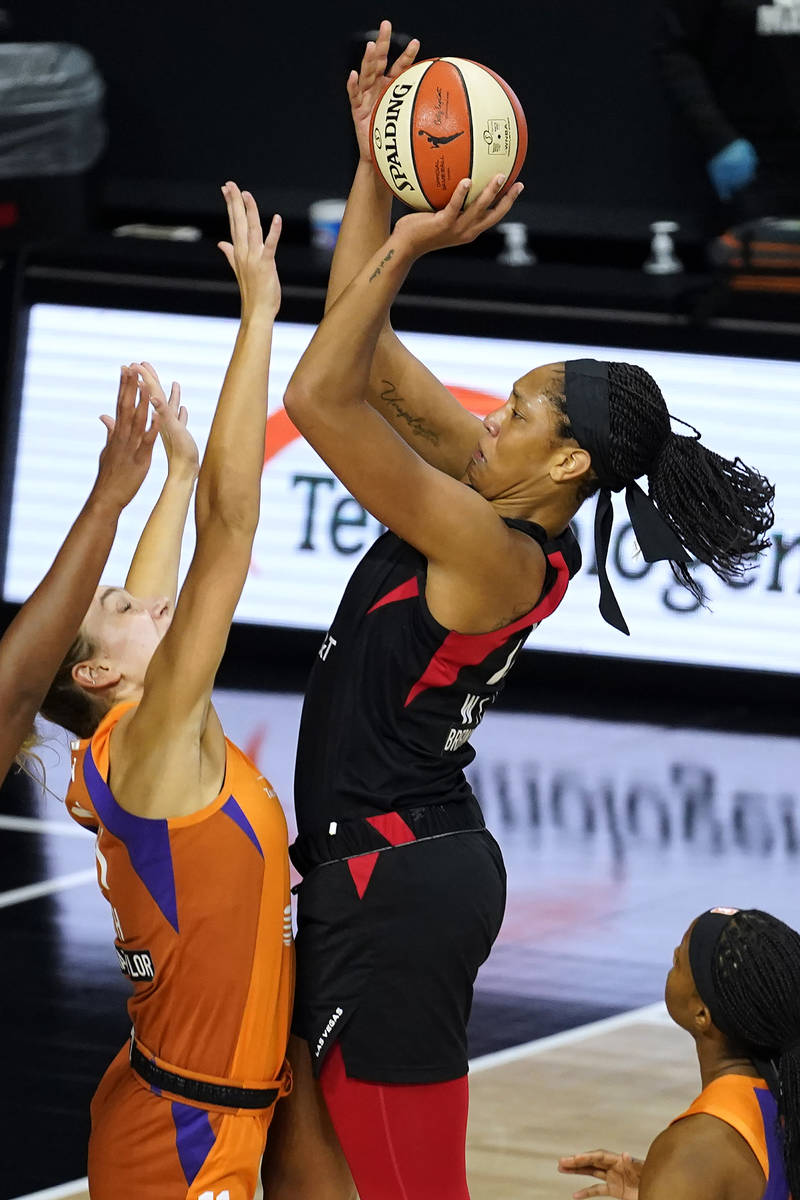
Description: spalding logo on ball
xmin=370 ymin=57 xmax=527 ymax=211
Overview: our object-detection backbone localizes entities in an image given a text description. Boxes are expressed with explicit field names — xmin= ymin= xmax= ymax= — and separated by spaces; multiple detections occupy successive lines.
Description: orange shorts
xmin=88 ymin=1046 xmax=278 ymax=1200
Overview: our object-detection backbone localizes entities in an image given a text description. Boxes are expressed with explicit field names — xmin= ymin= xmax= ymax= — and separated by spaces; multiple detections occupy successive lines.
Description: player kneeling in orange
xmin=36 ymin=185 xmax=294 ymax=1200
xmin=558 ymin=908 xmax=798 ymax=1200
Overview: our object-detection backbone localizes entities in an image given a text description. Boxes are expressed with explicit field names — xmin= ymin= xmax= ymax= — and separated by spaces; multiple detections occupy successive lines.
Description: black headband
xmin=689 ymin=907 xmax=790 ymax=1095
xmin=563 ymin=360 xmax=691 ymax=635
xmin=688 ymin=908 xmax=739 ymax=1038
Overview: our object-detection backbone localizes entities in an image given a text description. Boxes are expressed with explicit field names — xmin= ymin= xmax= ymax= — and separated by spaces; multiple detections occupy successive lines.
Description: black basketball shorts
xmin=292 ymin=828 xmax=507 ymax=1084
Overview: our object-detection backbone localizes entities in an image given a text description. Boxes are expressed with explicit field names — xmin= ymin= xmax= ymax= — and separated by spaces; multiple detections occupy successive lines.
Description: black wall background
xmin=8 ymin=0 xmax=716 ymax=236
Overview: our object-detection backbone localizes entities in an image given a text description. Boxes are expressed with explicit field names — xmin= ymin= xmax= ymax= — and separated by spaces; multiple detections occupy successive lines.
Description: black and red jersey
xmin=293 ymin=519 xmax=581 ymax=837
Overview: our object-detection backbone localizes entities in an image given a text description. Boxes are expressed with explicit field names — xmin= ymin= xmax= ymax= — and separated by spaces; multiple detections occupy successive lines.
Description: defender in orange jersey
xmin=38 ymin=183 xmax=293 ymax=1200
xmin=558 ymin=908 xmax=798 ymax=1200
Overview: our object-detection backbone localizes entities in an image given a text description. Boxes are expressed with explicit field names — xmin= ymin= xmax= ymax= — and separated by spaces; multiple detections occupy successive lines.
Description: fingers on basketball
xmin=390 ymin=36 xmax=420 ymax=79
xmin=445 ymin=178 xmax=472 ymax=219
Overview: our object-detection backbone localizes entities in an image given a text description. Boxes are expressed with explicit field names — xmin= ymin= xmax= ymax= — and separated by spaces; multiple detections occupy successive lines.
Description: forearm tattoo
xmin=379 ymin=380 xmax=440 ymax=445
xmin=369 ymin=248 xmax=395 ymax=282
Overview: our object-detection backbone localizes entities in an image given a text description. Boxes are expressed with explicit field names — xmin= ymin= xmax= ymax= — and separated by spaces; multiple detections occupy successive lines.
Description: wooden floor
xmin=467 ymin=1007 xmax=696 ymax=1199
xmin=15 ymin=1006 xmax=698 ymax=1200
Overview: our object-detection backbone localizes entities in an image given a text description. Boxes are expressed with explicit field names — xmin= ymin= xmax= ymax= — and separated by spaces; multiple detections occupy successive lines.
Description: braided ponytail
xmin=606 ymin=363 xmax=775 ymax=604
xmin=712 ymin=910 xmax=800 ymax=1197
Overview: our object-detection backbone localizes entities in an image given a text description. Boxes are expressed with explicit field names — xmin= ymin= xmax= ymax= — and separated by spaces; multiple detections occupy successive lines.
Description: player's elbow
xmin=283 ymin=376 xmax=315 ymax=423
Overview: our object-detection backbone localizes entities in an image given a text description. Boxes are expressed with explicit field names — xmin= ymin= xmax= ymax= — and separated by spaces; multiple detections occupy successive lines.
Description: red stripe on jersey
xmin=348 ymin=851 xmax=380 ymax=898
xmin=366 ymin=812 xmax=417 ymax=846
xmin=404 ymin=551 xmax=569 ymax=707
xmin=367 ymin=576 xmax=420 ymax=614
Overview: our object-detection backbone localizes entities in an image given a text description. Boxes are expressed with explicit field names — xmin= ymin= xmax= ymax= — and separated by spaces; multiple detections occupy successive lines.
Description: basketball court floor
xmin=3 ymin=690 xmax=798 ymax=1199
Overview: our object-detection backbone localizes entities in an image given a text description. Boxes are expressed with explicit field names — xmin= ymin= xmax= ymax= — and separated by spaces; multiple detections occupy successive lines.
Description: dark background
xmin=5 ymin=0 xmax=715 ymax=240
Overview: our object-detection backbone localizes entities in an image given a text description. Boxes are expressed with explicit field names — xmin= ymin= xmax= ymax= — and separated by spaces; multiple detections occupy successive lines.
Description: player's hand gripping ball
xmin=370 ymin=56 xmax=527 ymax=211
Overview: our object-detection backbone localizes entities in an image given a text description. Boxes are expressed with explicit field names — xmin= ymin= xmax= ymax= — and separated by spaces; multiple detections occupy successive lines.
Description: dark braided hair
xmin=712 ymin=909 xmax=800 ymax=1197
xmin=38 ymin=629 xmax=108 ymax=738
xmin=550 ymin=362 xmax=775 ymax=603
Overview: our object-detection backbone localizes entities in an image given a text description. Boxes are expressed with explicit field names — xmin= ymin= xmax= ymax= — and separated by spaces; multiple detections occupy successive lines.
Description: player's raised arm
xmin=325 ymin=19 xmax=484 ymax=478
xmin=0 ymin=370 xmax=157 ymax=778
xmin=122 ymin=363 xmax=199 ymax=607
xmin=284 ymin=176 xmax=526 ymax=602
xmin=112 ymin=185 xmax=281 ymax=810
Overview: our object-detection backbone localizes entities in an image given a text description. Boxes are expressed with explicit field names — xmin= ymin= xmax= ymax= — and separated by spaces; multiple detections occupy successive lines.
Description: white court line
xmin=0 ymin=814 xmax=89 ymax=839
xmin=468 ymin=1000 xmax=668 ymax=1074
xmin=10 ymin=1180 xmax=88 ymax=1200
xmin=0 ymin=869 xmax=96 ymax=909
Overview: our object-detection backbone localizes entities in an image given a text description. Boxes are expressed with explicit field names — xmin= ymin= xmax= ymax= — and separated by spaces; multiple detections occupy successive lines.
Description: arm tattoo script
xmin=378 ymin=380 xmax=440 ymax=445
xmin=369 ymin=248 xmax=395 ymax=282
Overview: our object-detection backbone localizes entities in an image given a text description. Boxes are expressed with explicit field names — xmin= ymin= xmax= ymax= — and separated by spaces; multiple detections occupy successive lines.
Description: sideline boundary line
xmin=10 ymin=1181 xmax=89 ymax=1200
xmin=0 ymin=814 xmax=89 ymax=839
xmin=468 ymin=1000 xmax=668 ymax=1074
xmin=0 ymin=869 xmax=96 ymax=909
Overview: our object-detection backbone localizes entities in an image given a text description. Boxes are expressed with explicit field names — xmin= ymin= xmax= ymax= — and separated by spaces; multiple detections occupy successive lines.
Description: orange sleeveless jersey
xmin=672 ymin=1074 xmax=790 ymax=1198
xmin=65 ymin=701 xmax=295 ymax=1094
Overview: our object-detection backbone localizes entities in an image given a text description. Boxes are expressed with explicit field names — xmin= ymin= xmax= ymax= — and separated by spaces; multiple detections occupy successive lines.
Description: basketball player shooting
xmin=273 ymin=20 xmax=773 ymax=1200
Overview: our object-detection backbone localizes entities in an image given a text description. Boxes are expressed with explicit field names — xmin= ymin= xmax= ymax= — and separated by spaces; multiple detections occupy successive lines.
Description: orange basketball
xmin=369 ymin=57 xmax=527 ymax=212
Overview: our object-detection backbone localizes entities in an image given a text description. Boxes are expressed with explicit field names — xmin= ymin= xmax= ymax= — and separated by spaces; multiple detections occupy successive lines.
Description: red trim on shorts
xmin=348 ymin=852 xmax=380 ymax=898
xmin=366 ymin=813 xmax=417 ymax=846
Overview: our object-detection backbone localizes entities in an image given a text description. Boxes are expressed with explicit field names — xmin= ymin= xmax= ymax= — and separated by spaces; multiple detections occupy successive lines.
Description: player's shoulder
xmin=642 ymin=1114 xmax=761 ymax=1198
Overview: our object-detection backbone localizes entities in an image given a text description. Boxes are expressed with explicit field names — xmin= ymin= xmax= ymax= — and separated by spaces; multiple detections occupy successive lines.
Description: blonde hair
xmin=14 ymin=724 xmax=47 ymax=787
xmin=39 ymin=629 xmax=109 ymax=739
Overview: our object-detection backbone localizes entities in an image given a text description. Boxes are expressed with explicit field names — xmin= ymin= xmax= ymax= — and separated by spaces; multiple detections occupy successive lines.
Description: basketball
xmin=369 ymin=57 xmax=527 ymax=212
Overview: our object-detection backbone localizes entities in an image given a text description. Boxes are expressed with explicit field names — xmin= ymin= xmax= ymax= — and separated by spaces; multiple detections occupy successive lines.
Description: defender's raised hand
xmin=96 ymin=365 xmax=160 ymax=510
xmin=218 ymin=182 xmax=282 ymax=321
xmin=135 ymin=361 xmax=199 ymax=479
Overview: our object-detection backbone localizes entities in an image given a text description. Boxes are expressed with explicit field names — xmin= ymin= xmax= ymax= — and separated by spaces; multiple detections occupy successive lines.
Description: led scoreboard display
xmin=5 ymin=304 xmax=799 ymax=673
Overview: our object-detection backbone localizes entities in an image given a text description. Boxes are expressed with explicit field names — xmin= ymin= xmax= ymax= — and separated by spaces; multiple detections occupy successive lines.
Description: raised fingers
xmin=242 ymin=189 xmax=264 ymax=253
xmin=137 ymin=360 xmax=166 ymax=399
xmin=388 ymin=34 xmax=420 ymax=79
xmin=222 ymin=181 xmax=248 ymax=250
xmin=168 ymin=381 xmax=181 ymax=413
xmin=114 ymin=366 xmax=138 ymax=430
xmin=359 ymin=32 xmax=384 ymax=85
xmin=217 ymin=239 xmax=235 ymax=272
xmin=131 ymin=387 xmax=152 ymax=439
xmin=263 ymin=212 xmax=282 ymax=255
xmin=372 ymin=19 xmax=392 ymax=76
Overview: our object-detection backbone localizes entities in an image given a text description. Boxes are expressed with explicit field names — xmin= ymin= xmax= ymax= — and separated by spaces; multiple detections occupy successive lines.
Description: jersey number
xmin=198 ymin=1192 xmax=230 ymax=1200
